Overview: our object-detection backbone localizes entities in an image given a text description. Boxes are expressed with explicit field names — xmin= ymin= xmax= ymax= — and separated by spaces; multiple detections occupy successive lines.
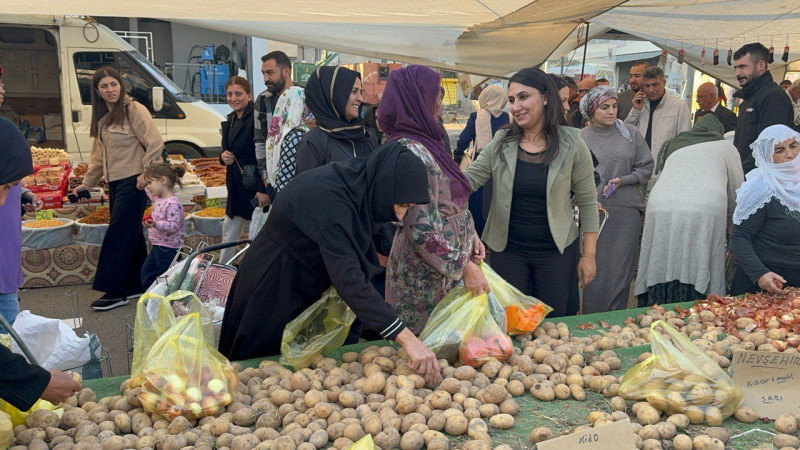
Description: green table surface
xmin=84 ymin=301 xmax=779 ymax=448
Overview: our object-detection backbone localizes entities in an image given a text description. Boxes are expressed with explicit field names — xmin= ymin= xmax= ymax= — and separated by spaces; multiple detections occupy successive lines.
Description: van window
xmin=73 ymin=51 xmax=184 ymax=119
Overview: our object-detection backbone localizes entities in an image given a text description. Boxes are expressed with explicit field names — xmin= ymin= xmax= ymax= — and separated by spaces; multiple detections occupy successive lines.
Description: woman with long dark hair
xmin=381 ymin=65 xmax=488 ymax=334
xmin=74 ymin=66 xmax=164 ymax=311
xmin=464 ymin=67 xmax=599 ymax=316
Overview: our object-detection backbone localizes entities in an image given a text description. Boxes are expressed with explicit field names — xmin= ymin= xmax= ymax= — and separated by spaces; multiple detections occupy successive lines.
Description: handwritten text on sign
xmin=537 ymin=419 xmax=636 ymax=450
xmin=731 ymin=350 xmax=800 ymax=419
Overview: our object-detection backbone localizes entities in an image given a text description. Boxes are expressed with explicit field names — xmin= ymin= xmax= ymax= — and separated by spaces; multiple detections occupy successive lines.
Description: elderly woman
xmin=730 ymin=125 xmax=800 ymax=294
xmin=464 ymin=67 xmax=599 ymax=317
xmin=381 ymin=65 xmax=488 ymax=334
xmin=580 ymin=86 xmax=653 ymax=313
xmin=454 ymin=84 xmax=509 ymax=236
xmin=636 ymin=115 xmax=744 ymax=305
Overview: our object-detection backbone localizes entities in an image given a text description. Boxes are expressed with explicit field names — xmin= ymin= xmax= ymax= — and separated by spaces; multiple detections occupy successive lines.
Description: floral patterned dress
xmin=387 ymin=139 xmax=475 ymax=334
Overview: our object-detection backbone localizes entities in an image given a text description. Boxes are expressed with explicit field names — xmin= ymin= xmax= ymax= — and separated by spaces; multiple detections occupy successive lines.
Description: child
xmin=141 ymin=163 xmax=186 ymax=289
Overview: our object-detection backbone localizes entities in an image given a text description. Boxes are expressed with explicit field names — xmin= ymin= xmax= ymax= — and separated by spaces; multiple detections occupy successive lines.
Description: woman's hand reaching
xmin=395 ymin=328 xmax=441 ymax=385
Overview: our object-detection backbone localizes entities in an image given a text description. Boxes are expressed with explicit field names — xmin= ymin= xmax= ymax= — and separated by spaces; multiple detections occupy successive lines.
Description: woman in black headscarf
xmin=296 ymin=66 xmax=377 ymax=173
xmin=219 ymin=142 xmax=443 ymax=383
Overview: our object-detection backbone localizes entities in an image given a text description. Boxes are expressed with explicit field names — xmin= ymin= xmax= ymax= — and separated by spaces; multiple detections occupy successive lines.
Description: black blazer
xmin=695 ymin=104 xmax=738 ymax=133
xmin=0 ymin=345 xmax=51 ymax=411
xmin=220 ymin=102 xmax=259 ymax=219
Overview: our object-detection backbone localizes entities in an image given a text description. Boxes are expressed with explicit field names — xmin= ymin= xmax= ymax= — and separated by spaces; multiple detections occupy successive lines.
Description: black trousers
xmin=490 ymin=240 xmax=579 ymax=317
xmin=729 ymin=264 xmax=800 ymax=296
xmin=92 ymin=175 xmax=148 ymax=295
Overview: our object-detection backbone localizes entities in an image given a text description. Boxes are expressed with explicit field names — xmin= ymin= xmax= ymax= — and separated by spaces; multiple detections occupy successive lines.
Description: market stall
xmin=65 ymin=290 xmax=800 ymax=450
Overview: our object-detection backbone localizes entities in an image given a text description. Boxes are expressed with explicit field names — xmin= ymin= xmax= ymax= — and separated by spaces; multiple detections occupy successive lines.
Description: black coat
xmin=221 ymin=103 xmax=257 ymax=220
xmin=733 ymin=71 xmax=794 ymax=173
xmin=0 ymin=345 xmax=51 ymax=411
xmin=695 ymin=104 xmax=738 ymax=133
xmin=295 ymin=128 xmax=378 ymax=174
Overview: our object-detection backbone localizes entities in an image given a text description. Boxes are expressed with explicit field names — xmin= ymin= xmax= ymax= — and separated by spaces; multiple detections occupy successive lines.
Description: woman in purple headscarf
xmin=380 ymin=65 xmax=489 ymax=334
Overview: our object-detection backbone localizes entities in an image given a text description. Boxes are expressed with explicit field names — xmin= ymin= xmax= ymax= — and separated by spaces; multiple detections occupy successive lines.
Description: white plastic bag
xmin=11 ymin=310 xmax=100 ymax=370
xmin=249 ymin=206 xmax=269 ymax=239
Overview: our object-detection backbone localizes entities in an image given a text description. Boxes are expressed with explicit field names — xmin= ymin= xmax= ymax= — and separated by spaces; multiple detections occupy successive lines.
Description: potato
xmin=454 ymin=366 xmax=476 ymax=380
xmin=374 ymin=428 xmax=401 ymax=450
xmin=775 ymin=414 xmax=798 ymax=434
xmin=506 ymin=380 xmax=525 ymax=397
xmin=529 ymin=426 xmax=553 ymax=444
xmin=481 ymin=385 xmax=507 ymax=404
xmin=488 ymin=414 xmax=514 ymax=430
xmin=75 ymin=421 xmax=100 ymax=441
xmin=231 ymin=434 xmax=261 ymax=450
xmin=103 ymin=435 xmax=130 ymax=450
xmin=25 ymin=410 xmax=60 ymax=429
xmin=641 ymin=439 xmax=662 ymax=450
xmin=704 ymin=406 xmax=723 ymax=426
xmin=427 ymin=438 xmax=450 ymax=450
xmin=343 ymin=423 xmax=365 ymax=442
xmin=467 ymin=418 xmax=487 ymax=439
xmin=655 ymin=422 xmax=676 ymax=440
xmin=78 ymin=388 xmax=96 ymax=406
xmin=130 ymin=412 xmax=151 ymax=434
xmin=60 ymin=409 xmax=89 ymax=429
xmin=636 ymin=405 xmax=660 ymax=425
xmin=704 ymin=427 xmax=730 ymax=444
xmin=14 ymin=428 xmax=46 ymax=445
xmin=135 ymin=435 xmax=156 ymax=449
xmin=308 ymin=429 xmax=328 ymax=449
xmin=666 ymin=414 xmax=689 ymax=429
xmin=422 ymin=430 xmax=448 ymax=445
xmin=428 ymin=413 xmax=446 ymax=431
xmin=257 ymin=410 xmax=282 ymax=429
xmin=499 ymin=398 xmax=518 ymax=416
xmin=400 ymin=430 xmax=425 ymax=450
xmin=160 ymin=434 xmax=188 ymax=450
xmin=611 ymin=411 xmax=629 ymax=422
xmin=363 ymin=373 xmax=386 ymax=395
xmin=531 ymin=385 xmax=555 ymax=402
xmin=685 ymin=406 xmax=705 ymax=425
xmin=610 ymin=396 xmax=627 ymax=412
xmin=210 ymin=417 xmax=230 ymax=436
xmin=672 ymin=434 xmax=693 ymax=450
xmin=773 ymin=433 xmax=800 ymax=449
xmin=444 ymin=414 xmax=468 ymax=435
xmin=166 ymin=416 xmax=190 ymax=435
xmin=429 ymin=390 xmax=452 ymax=410
xmin=732 ymin=405 xmax=758 ymax=423
xmin=638 ymin=425 xmax=659 ymax=441
xmin=113 ymin=413 xmax=131 ymax=434
xmin=461 ymin=440 xmax=492 ymax=450
xmin=693 ymin=435 xmax=724 ymax=450
xmin=554 ymin=384 xmax=571 ymax=400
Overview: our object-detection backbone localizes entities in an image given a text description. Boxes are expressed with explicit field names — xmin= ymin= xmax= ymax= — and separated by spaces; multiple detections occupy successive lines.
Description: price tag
xmin=537 ymin=419 xmax=636 ymax=450
xmin=35 ymin=210 xmax=54 ymax=220
xmin=205 ymin=198 xmax=221 ymax=208
xmin=731 ymin=350 xmax=800 ymax=419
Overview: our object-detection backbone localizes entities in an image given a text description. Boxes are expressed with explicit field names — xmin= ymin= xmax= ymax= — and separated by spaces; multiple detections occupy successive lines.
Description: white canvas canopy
xmin=556 ymin=0 xmax=800 ymax=85
xmin=2 ymin=0 xmax=799 ymax=81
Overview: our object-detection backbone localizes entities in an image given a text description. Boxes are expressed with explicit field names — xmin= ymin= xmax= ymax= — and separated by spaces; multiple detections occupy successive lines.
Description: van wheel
xmin=165 ymin=142 xmax=202 ymax=160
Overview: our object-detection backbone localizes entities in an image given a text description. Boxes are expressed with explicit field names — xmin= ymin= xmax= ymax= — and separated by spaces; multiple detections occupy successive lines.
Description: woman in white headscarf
xmin=454 ymin=85 xmax=509 ymax=235
xmin=730 ymin=125 xmax=800 ymax=294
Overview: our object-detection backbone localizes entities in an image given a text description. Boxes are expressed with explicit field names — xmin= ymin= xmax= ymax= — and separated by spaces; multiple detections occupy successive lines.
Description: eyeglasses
xmin=696 ymin=93 xmax=714 ymax=99
xmin=577 ymin=89 xmax=590 ymax=94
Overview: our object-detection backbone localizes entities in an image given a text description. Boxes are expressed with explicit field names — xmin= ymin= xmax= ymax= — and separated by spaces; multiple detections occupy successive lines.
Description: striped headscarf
xmin=580 ymin=85 xmax=631 ymax=141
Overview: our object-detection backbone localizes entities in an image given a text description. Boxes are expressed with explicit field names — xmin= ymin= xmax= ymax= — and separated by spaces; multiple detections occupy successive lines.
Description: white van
xmin=0 ymin=15 xmax=225 ymax=160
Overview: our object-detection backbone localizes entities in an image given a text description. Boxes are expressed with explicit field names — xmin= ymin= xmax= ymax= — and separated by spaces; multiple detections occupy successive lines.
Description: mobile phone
xmin=67 ymin=190 xmax=91 ymax=204
xmin=603 ymin=180 xmax=617 ymax=198
xmin=250 ymin=197 xmax=260 ymax=209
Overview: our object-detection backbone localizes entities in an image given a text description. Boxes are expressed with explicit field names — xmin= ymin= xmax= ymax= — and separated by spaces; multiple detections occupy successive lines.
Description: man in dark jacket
xmin=732 ymin=42 xmax=794 ymax=173
xmin=694 ymin=82 xmax=737 ymax=133
xmin=0 ymin=117 xmax=81 ymax=411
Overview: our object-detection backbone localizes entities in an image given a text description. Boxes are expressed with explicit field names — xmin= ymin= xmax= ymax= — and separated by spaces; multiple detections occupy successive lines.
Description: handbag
xmin=233 ymin=154 xmax=261 ymax=192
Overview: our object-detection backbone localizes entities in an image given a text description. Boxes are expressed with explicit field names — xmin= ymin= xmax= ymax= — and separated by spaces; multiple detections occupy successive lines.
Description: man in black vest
xmin=732 ymin=43 xmax=794 ymax=173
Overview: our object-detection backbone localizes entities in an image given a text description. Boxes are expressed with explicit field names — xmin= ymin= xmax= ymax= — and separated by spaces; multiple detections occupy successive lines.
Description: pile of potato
xmin=530 ymin=402 xmax=800 ymax=450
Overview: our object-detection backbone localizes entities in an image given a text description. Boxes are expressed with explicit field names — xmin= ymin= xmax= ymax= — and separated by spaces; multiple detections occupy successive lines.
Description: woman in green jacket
xmin=464 ymin=68 xmax=600 ymax=317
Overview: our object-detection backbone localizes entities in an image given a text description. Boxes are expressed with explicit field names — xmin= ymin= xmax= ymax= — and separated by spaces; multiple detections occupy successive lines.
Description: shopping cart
xmin=124 ymin=239 xmax=251 ymax=373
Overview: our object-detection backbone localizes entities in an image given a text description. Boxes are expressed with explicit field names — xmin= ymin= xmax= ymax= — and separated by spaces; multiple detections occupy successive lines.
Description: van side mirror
xmin=152 ymin=87 xmax=164 ymax=112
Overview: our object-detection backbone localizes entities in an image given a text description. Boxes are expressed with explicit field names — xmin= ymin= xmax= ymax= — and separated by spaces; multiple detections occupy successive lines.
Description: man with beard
xmin=617 ymin=61 xmax=648 ymax=120
xmin=254 ymin=51 xmax=296 ymax=207
xmin=732 ymin=43 xmax=794 ymax=173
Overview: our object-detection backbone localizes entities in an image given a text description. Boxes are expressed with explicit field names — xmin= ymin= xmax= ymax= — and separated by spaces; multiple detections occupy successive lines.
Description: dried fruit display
xmin=22 ymin=219 xmax=69 ymax=229
xmin=194 ymin=207 xmax=226 ymax=218
xmin=77 ymin=207 xmax=111 ymax=224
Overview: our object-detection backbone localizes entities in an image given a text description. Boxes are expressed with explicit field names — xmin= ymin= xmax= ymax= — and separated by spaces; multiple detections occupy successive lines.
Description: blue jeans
xmin=0 ymin=292 xmax=20 ymax=334
xmin=141 ymin=245 xmax=179 ymax=290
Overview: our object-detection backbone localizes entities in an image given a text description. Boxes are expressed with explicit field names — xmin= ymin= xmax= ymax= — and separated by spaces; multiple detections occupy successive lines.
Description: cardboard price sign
xmin=731 ymin=350 xmax=800 ymax=419
xmin=35 ymin=210 xmax=54 ymax=220
xmin=205 ymin=198 xmax=221 ymax=208
xmin=537 ymin=419 xmax=636 ymax=450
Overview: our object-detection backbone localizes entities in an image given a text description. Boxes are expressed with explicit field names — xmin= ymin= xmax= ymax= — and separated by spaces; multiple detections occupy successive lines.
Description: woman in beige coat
xmin=74 ymin=66 xmax=164 ymax=311
xmin=464 ymin=68 xmax=599 ymax=317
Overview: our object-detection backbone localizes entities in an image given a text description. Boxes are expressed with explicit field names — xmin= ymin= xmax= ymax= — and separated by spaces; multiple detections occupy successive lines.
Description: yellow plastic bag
xmin=420 ymin=292 xmax=498 ymax=363
xmin=349 ymin=434 xmax=378 ymax=450
xmin=458 ymin=298 xmax=514 ymax=368
xmin=131 ymin=313 xmax=238 ymax=420
xmin=619 ymin=320 xmax=742 ymax=422
xmin=131 ymin=291 xmax=214 ymax=377
xmin=0 ymin=398 xmax=62 ymax=428
xmin=481 ymin=262 xmax=552 ymax=335
xmin=280 ymin=288 xmax=356 ymax=370
xmin=0 ymin=411 xmax=12 ymax=449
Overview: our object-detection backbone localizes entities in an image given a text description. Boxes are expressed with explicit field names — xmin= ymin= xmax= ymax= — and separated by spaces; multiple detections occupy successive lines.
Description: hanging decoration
xmin=713 ymin=40 xmax=719 ymax=65
xmin=659 ymin=49 xmax=667 ymax=67
xmin=768 ymin=38 xmax=775 ymax=64
xmin=678 ymin=42 xmax=685 ymax=64
xmin=783 ymin=36 xmax=790 ymax=63
xmin=727 ymin=46 xmax=733 ymax=66
xmin=701 ymin=43 xmax=706 ymax=66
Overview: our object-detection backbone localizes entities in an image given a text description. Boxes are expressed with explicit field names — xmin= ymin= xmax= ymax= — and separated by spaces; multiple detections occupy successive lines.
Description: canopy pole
xmin=579 ymin=21 xmax=590 ymax=80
